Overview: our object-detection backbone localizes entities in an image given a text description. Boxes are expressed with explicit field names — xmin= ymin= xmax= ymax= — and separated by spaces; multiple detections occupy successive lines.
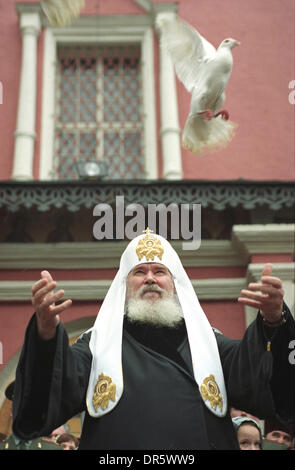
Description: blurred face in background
xmin=237 ymin=423 xmax=261 ymax=450
xmin=265 ymin=430 xmax=292 ymax=449
xmin=230 ymin=408 xmax=260 ymax=423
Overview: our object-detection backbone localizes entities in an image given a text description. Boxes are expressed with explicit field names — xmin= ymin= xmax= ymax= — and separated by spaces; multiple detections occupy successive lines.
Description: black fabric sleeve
xmin=12 ymin=314 xmax=92 ymax=440
xmin=266 ymin=306 xmax=295 ymax=434
xmin=216 ymin=303 xmax=295 ymax=430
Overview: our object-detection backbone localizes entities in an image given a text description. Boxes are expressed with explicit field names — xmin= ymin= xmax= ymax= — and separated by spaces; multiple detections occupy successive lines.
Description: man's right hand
xmin=32 ymin=270 xmax=72 ymax=340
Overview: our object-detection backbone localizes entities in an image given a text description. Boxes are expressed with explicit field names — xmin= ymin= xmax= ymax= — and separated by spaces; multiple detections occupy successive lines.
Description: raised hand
xmin=32 ymin=270 xmax=72 ymax=340
xmin=238 ymin=263 xmax=284 ymax=324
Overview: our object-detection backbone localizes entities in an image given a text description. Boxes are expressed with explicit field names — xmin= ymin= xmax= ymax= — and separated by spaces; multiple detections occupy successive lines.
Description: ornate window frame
xmin=40 ymin=15 xmax=157 ymax=180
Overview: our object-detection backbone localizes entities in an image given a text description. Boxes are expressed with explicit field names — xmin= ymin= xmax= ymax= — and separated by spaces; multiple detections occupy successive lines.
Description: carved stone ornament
xmin=0 ymin=181 xmax=294 ymax=213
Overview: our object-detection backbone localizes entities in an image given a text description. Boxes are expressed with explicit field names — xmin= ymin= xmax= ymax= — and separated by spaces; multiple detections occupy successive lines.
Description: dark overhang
xmin=0 ymin=179 xmax=294 ymax=212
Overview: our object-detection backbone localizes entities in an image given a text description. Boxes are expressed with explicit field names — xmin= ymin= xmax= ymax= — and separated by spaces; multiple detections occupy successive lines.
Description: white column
xmin=245 ymin=262 xmax=295 ymax=326
xmin=141 ymin=28 xmax=158 ymax=180
xmin=12 ymin=11 xmax=41 ymax=180
xmin=245 ymin=281 xmax=295 ymax=326
xmin=156 ymin=12 xmax=183 ymax=180
xmin=281 ymin=280 xmax=295 ymax=318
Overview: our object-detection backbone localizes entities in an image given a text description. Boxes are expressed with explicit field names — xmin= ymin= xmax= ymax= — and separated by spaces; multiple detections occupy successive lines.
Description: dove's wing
xmin=157 ymin=14 xmax=217 ymax=93
xmin=41 ymin=0 xmax=85 ymax=27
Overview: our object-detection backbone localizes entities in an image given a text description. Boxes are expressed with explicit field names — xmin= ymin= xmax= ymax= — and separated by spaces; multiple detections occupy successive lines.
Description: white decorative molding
xmin=141 ymin=26 xmax=158 ymax=179
xmin=0 ymin=240 xmax=243 ymax=269
xmin=40 ymin=27 xmax=56 ymax=180
xmin=132 ymin=0 xmax=153 ymax=12
xmin=244 ymin=305 xmax=258 ymax=328
xmin=12 ymin=6 xmax=42 ymax=180
xmin=0 ymin=277 xmax=246 ymax=302
xmin=247 ymin=262 xmax=295 ymax=282
xmin=155 ymin=11 xmax=183 ymax=180
xmin=132 ymin=0 xmax=178 ymax=14
xmin=232 ymin=224 xmax=295 ymax=258
xmin=0 ymin=280 xmax=110 ymax=302
xmin=244 ymin=262 xmax=295 ymax=325
xmin=191 ymin=278 xmax=246 ymax=300
xmin=40 ymin=16 xmax=158 ymax=180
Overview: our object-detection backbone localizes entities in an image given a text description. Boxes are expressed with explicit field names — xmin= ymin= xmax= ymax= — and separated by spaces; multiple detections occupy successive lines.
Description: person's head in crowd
xmin=232 ymin=416 xmax=263 ymax=450
xmin=56 ymin=433 xmax=79 ymax=450
xmin=230 ymin=407 xmax=260 ymax=423
xmin=264 ymin=419 xmax=293 ymax=449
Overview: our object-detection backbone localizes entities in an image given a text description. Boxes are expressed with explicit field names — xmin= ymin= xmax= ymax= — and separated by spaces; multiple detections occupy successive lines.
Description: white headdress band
xmin=86 ymin=231 xmax=227 ymax=418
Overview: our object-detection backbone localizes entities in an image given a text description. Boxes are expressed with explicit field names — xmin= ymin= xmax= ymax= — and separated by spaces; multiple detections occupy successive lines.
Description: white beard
xmin=125 ymin=285 xmax=183 ymax=328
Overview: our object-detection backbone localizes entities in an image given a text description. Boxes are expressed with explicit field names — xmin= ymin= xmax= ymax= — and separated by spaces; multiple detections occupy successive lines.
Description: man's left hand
xmin=238 ymin=263 xmax=284 ymax=323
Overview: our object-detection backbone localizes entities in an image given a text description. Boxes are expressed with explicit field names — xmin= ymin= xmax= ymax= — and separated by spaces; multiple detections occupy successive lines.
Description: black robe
xmin=12 ymin=306 xmax=295 ymax=450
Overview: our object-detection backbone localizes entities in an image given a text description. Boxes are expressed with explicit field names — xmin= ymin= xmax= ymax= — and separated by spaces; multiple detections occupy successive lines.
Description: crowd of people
xmin=1 ymin=386 xmax=294 ymax=451
xmin=1 ymin=232 xmax=294 ymax=450
xmin=1 ymin=401 xmax=294 ymax=451
xmin=1 ymin=384 xmax=294 ymax=451
xmin=0 ymin=382 xmax=79 ymax=450
xmin=230 ymin=408 xmax=294 ymax=450
xmin=1 ymin=402 xmax=294 ymax=450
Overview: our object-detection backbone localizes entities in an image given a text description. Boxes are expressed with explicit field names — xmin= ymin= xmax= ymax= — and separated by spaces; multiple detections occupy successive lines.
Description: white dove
xmin=41 ymin=0 xmax=85 ymax=27
xmin=156 ymin=14 xmax=240 ymax=155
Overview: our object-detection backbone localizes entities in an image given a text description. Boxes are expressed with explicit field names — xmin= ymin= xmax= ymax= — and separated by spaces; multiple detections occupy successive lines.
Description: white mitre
xmin=86 ymin=230 xmax=227 ymax=418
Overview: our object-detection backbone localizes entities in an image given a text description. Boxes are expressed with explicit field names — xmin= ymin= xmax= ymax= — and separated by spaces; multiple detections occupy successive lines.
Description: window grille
xmin=54 ymin=45 xmax=144 ymax=180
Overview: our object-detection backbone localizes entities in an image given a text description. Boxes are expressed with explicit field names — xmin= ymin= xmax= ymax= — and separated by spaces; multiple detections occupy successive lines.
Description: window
xmin=40 ymin=19 xmax=157 ymax=180
xmin=55 ymin=45 xmax=144 ymax=180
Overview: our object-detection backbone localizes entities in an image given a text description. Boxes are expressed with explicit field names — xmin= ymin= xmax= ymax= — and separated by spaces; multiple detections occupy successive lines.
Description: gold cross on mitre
xmin=136 ymin=227 xmax=164 ymax=261
xmin=143 ymin=227 xmax=153 ymax=235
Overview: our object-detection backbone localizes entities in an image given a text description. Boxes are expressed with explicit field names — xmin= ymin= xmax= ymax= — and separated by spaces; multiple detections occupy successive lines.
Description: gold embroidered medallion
xmin=136 ymin=228 xmax=164 ymax=261
xmin=92 ymin=373 xmax=116 ymax=412
xmin=200 ymin=374 xmax=223 ymax=412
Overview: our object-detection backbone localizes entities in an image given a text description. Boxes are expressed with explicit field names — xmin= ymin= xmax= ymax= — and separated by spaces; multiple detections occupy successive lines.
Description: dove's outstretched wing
xmin=41 ymin=0 xmax=85 ymax=27
xmin=156 ymin=13 xmax=217 ymax=93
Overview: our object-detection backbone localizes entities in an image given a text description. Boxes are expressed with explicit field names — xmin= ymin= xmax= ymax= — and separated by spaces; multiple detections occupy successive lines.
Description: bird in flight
xmin=156 ymin=13 xmax=240 ymax=155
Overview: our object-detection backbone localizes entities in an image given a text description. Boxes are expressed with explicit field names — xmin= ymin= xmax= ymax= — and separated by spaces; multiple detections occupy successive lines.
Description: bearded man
xmin=12 ymin=231 xmax=294 ymax=450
